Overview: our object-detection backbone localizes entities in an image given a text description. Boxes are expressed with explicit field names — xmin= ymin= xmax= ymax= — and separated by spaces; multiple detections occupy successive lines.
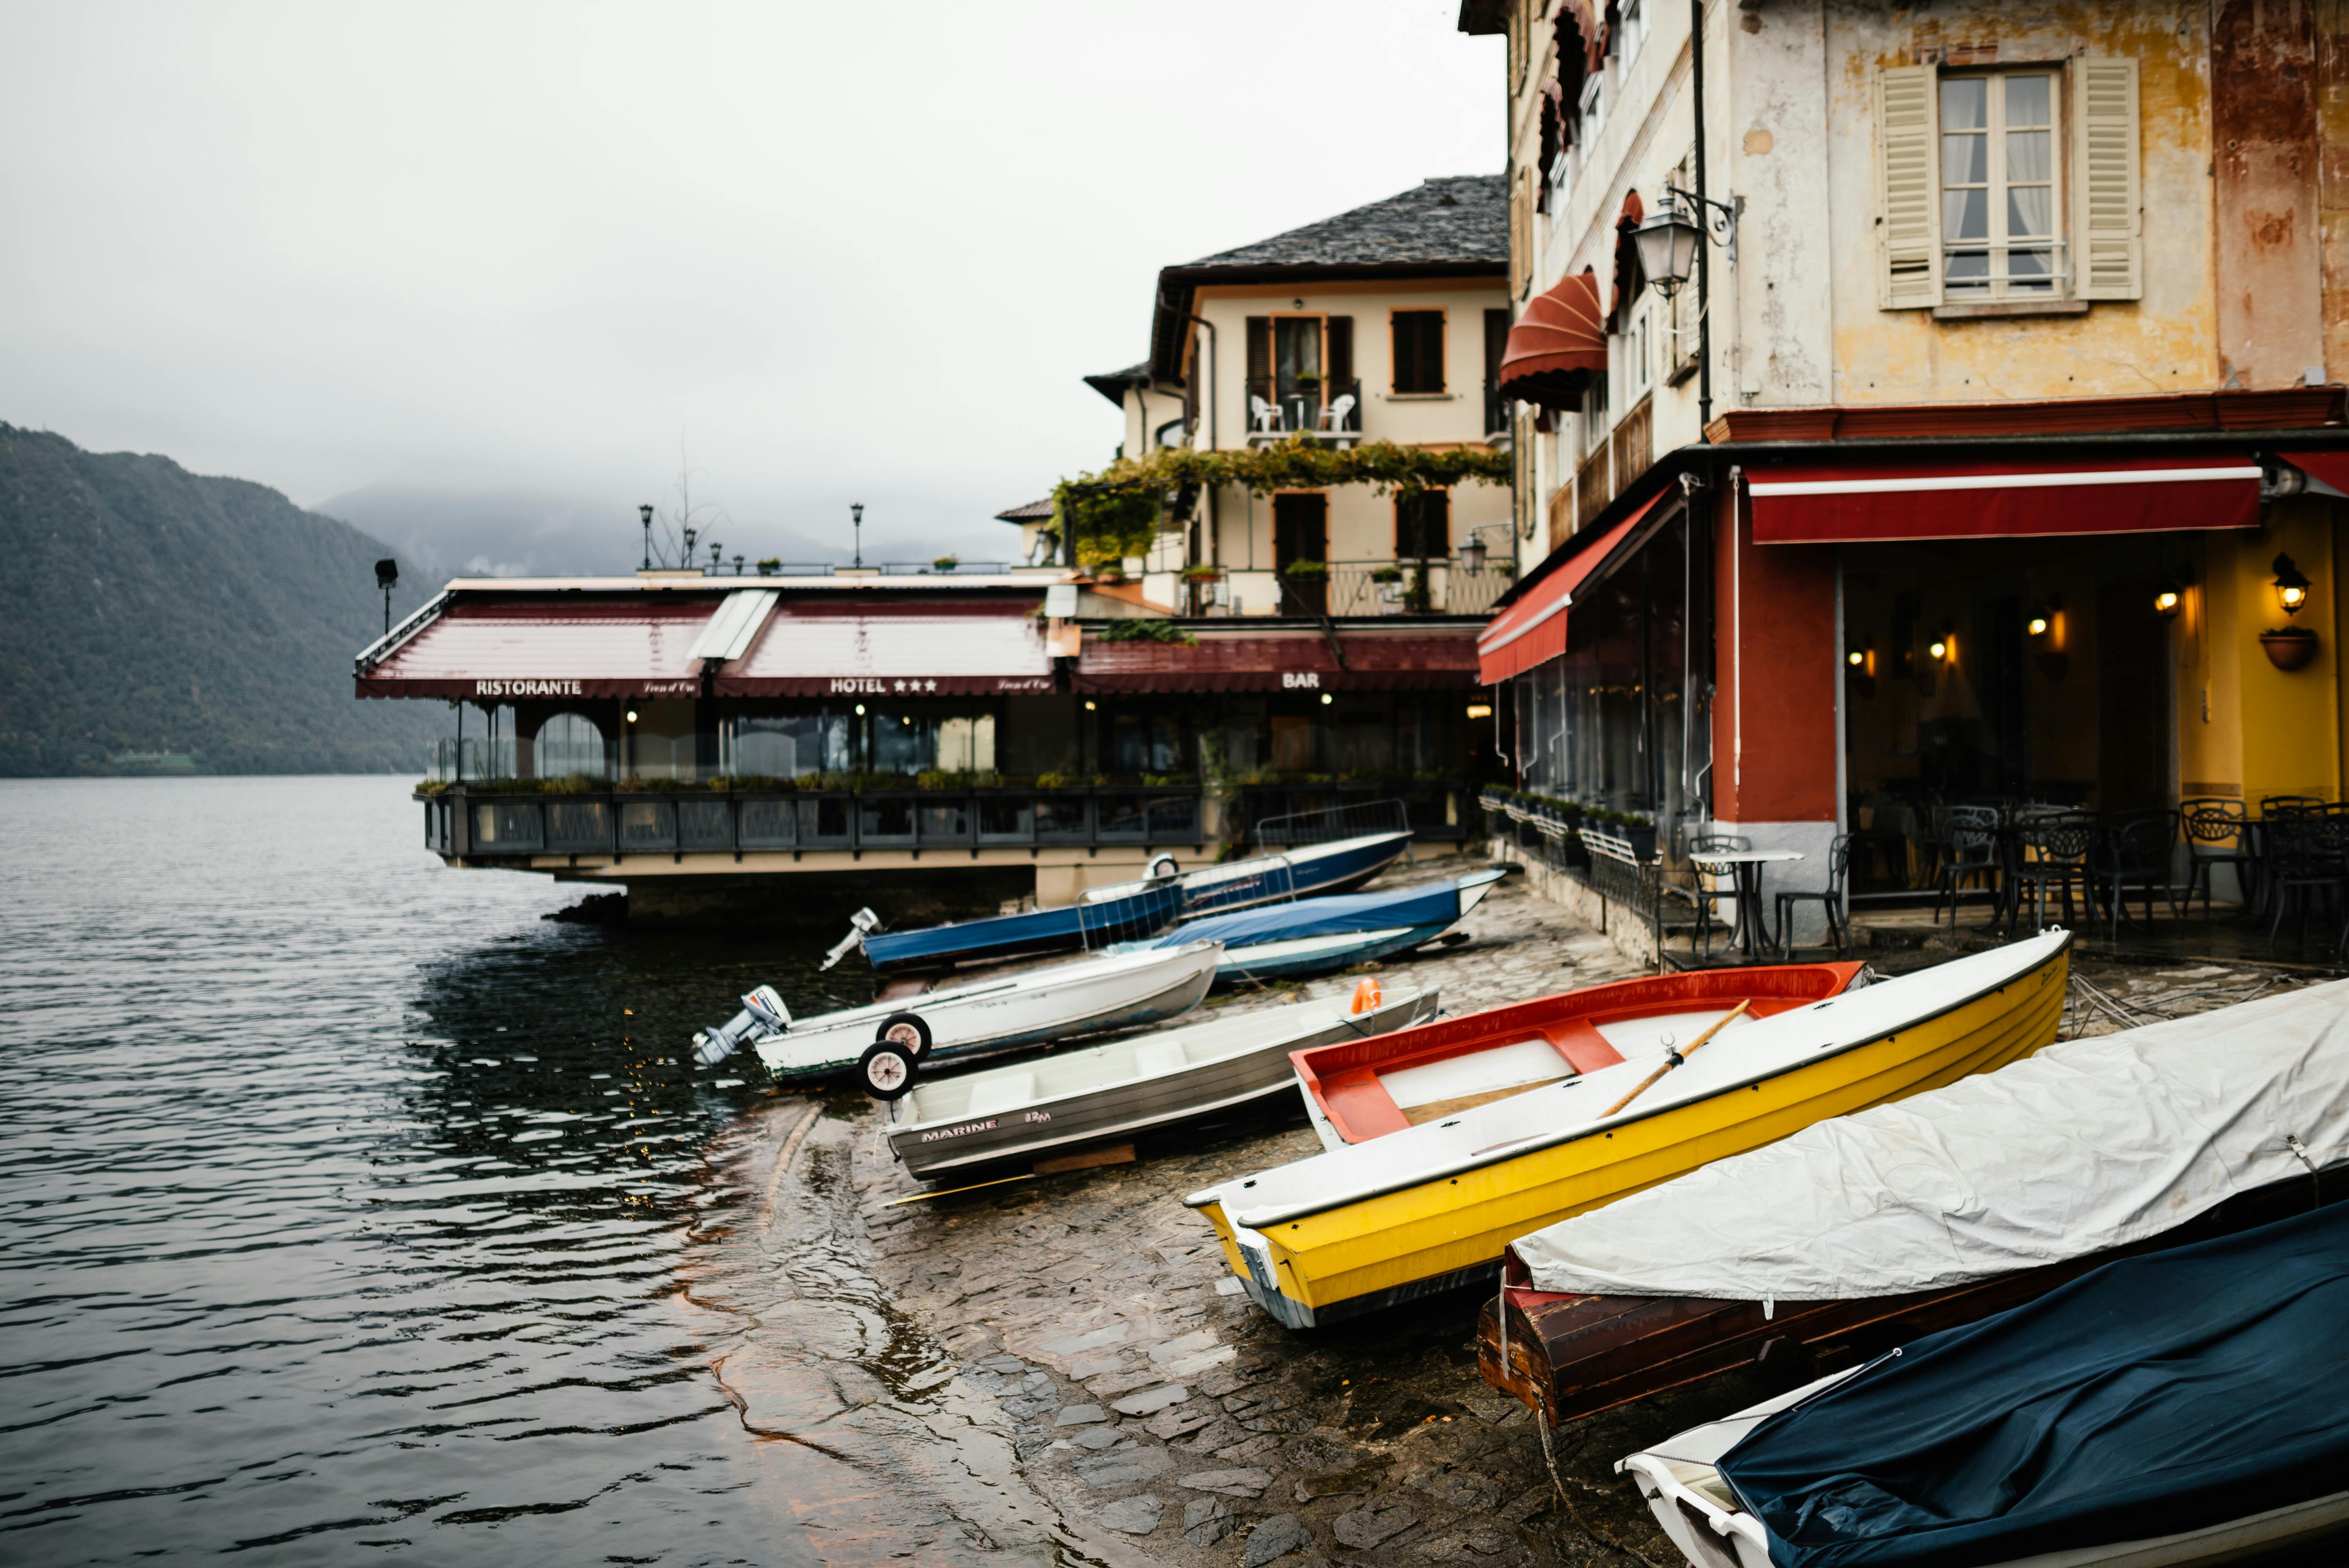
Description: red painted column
xmin=1709 ymin=481 xmax=1840 ymax=825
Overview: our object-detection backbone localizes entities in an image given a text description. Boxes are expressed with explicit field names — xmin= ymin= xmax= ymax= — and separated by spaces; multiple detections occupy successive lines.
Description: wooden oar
xmin=1602 ymin=999 xmax=1753 ymax=1118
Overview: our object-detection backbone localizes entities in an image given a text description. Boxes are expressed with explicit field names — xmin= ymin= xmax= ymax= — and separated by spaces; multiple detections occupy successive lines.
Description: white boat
xmin=692 ymin=940 xmax=1222 ymax=1090
xmin=884 ymin=983 xmax=1442 ymax=1180
xmin=1620 ymin=1369 xmax=2349 ymax=1568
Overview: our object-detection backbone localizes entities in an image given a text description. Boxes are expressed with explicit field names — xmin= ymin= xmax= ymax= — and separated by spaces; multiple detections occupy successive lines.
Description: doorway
xmin=1273 ymin=492 xmax=1328 ymax=615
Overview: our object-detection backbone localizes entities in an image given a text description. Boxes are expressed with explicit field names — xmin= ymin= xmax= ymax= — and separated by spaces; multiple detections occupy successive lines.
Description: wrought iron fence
xmin=423 ymin=784 xmax=1206 ymax=859
xmin=1324 ymin=558 xmax=1517 ymax=619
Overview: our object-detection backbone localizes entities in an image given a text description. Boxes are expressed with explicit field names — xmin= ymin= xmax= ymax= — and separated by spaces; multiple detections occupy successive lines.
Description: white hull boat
xmin=692 ymin=940 xmax=1222 ymax=1087
xmin=885 ymin=983 xmax=1441 ymax=1180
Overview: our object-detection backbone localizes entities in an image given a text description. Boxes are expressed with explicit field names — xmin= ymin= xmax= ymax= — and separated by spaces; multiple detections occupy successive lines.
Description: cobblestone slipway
xmin=721 ymin=854 xmax=2311 ymax=1566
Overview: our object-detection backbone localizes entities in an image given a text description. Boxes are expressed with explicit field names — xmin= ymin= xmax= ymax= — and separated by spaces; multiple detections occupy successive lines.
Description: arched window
xmin=534 ymin=712 xmax=608 ymax=780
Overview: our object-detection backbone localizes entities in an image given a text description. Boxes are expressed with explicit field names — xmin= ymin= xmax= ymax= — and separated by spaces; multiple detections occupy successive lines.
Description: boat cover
xmin=1513 ymin=978 xmax=2349 ymax=1300
xmin=1155 ymin=877 xmax=1465 ymax=950
xmin=1716 ymin=1200 xmax=2349 ymax=1568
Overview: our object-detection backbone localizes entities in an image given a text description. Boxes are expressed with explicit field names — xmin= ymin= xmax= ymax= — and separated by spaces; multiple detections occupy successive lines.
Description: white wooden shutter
xmin=1876 ymin=65 xmax=1942 ymax=309
xmin=2072 ymin=56 xmax=2142 ymax=300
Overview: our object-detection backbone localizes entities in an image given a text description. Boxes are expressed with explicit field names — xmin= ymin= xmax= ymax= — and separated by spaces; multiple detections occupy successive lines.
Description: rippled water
xmin=0 ymin=776 xmax=938 ymax=1565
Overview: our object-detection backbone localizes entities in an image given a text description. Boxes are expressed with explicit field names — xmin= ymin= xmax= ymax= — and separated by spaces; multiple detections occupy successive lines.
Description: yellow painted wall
xmin=2177 ymin=504 xmax=2342 ymax=803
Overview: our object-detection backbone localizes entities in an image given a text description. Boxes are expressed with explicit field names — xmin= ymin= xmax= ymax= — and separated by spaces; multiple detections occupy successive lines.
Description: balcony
xmin=420 ymin=782 xmax=1209 ymax=861
xmin=1263 ymin=557 xmax=1517 ymax=620
xmin=1244 ymin=376 xmax=1364 ymax=444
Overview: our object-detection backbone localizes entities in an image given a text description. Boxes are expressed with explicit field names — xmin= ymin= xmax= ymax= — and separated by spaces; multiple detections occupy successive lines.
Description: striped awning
xmin=1495 ymin=270 xmax=1606 ymax=410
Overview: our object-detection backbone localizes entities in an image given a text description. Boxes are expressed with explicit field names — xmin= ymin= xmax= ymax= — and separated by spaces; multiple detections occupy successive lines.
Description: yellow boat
xmin=1185 ymin=930 xmax=2071 ymax=1327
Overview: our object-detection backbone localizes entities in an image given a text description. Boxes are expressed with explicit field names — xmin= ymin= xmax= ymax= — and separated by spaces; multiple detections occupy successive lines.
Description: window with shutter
xmin=1327 ymin=315 xmax=1353 ymax=396
xmin=1876 ymin=65 xmax=1942 ymax=308
xmin=2071 ymin=57 xmax=2142 ymax=301
xmin=1392 ymin=310 xmax=1447 ymax=393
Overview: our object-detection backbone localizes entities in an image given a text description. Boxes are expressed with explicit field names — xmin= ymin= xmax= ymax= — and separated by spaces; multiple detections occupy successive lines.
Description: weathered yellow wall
xmin=1823 ymin=2 xmax=2219 ymax=404
xmin=2178 ymin=505 xmax=2343 ymax=801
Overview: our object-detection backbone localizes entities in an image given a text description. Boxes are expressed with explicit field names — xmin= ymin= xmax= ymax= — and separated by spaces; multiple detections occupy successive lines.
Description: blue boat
xmin=844 ymin=831 xmax=1415 ymax=974
xmin=1151 ymin=869 xmax=1509 ymax=984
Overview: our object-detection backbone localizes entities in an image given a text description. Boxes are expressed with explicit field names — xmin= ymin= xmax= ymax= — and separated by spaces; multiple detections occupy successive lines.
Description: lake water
xmin=0 ymin=776 xmax=1008 ymax=1566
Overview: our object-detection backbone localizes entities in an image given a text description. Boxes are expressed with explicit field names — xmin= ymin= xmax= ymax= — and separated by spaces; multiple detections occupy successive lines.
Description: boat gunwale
xmin=1293 ymin=960 xmax=1865 ymax=1144
xmin=1189 ymin=930 xmax=2073 ymax=1227
xmin=887 ymin=985 xmax=1437 ymax=1136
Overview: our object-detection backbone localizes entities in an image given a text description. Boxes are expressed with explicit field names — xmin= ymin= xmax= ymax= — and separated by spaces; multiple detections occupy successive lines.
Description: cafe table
xmin=1687 ymin=848 xmax=1808 ymax=960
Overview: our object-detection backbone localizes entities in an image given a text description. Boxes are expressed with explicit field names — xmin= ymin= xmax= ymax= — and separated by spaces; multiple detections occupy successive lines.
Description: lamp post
xmin=639 ymin=504 xmax=654 ymax=569
xmin=373 ymin=558 xmax=398 ymax=634
xmin=852 ymin=503 xmax=864 ymax=570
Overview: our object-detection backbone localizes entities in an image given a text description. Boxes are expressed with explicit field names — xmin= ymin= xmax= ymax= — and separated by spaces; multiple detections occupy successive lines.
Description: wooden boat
xmin=1291 ymin=961 xmax=1862 ymax=1151
xmin=1477 ymin=975 xmax=2349 ymax=1424
xmin=692 ymin=940 xmax=1222 ymax=1089
xmin=1619 ymin=1199 xmax=2349 ymax=1568
xmin=1151 ymin=869 xmax=1511 ymax=986
xmin=883 ymin=983 xmax=1442 ymax=1180
xmin=848 ymin=831 xmax=1413 ymax=974
xmin=1183 ymin=931 xmax=2070 ymax=1328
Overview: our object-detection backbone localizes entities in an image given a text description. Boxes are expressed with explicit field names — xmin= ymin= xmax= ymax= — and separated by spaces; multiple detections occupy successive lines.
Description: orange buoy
xmin=1350 ymin=977 xmax=1382 ymax=1015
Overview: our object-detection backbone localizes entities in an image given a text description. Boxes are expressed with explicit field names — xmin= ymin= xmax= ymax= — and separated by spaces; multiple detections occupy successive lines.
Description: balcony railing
xmin=421 ymin=784 xmax=1209 ymax=860
xmin=1244 ymin=376 xmax=1364 ymax=443
xmin=1273 ymin=558 xmax=1518 ymax=619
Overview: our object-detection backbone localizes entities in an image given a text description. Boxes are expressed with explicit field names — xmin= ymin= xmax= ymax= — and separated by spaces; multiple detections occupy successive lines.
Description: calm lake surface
xmin=0 ymin=776 xmax=924 ymax=1566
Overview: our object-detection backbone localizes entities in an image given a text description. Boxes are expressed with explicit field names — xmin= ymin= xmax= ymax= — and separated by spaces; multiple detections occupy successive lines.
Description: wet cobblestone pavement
xmin=728 ymin=856 xmax=2318 ymax=1566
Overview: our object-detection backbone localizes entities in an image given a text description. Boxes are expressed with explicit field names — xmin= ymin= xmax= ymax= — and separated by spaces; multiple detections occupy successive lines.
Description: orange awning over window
xmin=1495 ymin=270 xmax=1605 ymax=410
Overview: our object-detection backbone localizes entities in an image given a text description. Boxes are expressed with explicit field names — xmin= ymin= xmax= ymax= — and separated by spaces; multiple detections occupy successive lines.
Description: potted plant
xmin=1281 ymin=559 xmax=1329 ymax=579
xmin=932 ymin=555 xmax=960 ymax=573
xmin=1369 ymin=565 xmax=1405 ymax=584
xmin=1182 ymin=564 xmax=1225 ymax=580
xmin=2261 ymin=625 xmax=2320 ymax=671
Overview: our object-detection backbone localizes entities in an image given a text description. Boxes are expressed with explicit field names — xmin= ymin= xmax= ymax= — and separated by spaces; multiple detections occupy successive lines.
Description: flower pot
xmin=2262 ymin=630 xmax=2320 ymax=671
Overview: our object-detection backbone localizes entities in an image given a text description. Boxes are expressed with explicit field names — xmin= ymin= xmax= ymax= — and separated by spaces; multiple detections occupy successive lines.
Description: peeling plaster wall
xmin=1728 ymin=0 xmax=1836 ymax=405
xmin=2214 ymin=0 xmax=2323 ymax=388
xmin=1821 ymin=1 xmax=2219 ymax=404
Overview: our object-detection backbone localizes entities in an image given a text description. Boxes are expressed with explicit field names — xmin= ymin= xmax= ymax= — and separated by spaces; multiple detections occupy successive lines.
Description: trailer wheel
xmin=876 ymin=1011 xmax=932 ymax=1058
xmin=858 ymin=1041 xmax=918 ymax=1101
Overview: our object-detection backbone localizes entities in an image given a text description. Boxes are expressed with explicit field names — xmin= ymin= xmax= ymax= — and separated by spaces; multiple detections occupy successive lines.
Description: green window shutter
xmin=1876 ymin=64 xmax=1941 ymax=309
xmin=2071 ymin=57 xmax=2142 ymax=301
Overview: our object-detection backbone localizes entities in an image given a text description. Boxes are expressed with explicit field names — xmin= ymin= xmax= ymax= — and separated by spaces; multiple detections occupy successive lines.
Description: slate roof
xmin=995 ymin=497 xmax=1055 ymax=524
xmin=1150 ymin=175 xmax=1507 ymax=377
xmin=1082 ymin=360 xmax=1153 ymax=407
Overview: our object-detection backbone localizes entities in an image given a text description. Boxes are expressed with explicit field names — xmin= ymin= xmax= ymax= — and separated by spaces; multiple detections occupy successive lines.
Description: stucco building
xmin=1467 ymin=0 xmax=2349 ymax=927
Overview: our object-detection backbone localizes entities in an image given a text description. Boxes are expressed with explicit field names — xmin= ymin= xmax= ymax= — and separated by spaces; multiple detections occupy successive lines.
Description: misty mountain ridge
xmin=0 ymin=425 xmax=441 ymax=776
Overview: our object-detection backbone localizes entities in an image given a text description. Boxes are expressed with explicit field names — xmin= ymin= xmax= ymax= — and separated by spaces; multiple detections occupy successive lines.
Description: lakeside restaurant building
xmin=355 ymin=568 xmax=1490 ymax=921
xmin=1467 ymin=0 xmax=2349 ymax=932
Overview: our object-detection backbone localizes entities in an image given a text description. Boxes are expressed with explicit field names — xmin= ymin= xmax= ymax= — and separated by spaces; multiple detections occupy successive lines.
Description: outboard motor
xmin=1147 ymin=852 xmax=1181 ymax=880
xmin=819 ymin=907 xmax=883 ymax=971
xmin=692 ymin=984 xmax=793 ymax=1066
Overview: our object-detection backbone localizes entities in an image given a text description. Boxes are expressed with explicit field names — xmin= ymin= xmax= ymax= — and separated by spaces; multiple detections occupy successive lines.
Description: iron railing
xmin=1241 ymin=783 xmax=1464 ymax=846
xmin=1323 ymin=558 xmax=1517 ymax=619
xmin=1252 ymin=795 xmax=1410 ymax=847
xmin=423 ymin=784 xmax=1206 ymax=860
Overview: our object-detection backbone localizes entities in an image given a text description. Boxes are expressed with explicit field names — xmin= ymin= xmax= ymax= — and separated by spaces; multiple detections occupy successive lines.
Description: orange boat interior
xmin=1292 ymin=963 xmax=1864 ymax=1142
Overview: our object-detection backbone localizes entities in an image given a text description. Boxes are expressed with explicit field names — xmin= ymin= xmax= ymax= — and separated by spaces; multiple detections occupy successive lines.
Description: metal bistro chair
xmin=1777 ymin=833 xmax=1853 ymax=959
xmin=1934 ymin=805 xmax=2002 ymax=929
xmin=2098 ymin=809 xmax=2180 ymax=939
xmin=1671 ymin=832 xmax=1751 ymax=959
xmin=2180 ymin=798 xmax=2258 ymax=920
xmin=2264 ymin=812 xmax=2349 ymax=955
xmin=2010 ymin=810 xmax=2099 ymax=932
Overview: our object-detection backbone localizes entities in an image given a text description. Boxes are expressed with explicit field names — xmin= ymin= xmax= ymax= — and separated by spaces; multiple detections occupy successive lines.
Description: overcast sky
xmin=0 ymin=2 xmax=1500 ymax=569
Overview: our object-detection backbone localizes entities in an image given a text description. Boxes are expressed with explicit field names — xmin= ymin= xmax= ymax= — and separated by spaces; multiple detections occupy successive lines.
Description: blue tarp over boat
xmin=1156 ymin=878 xmax=1470 ymax=950
xmin=1716 ymin=1199 xmax=2349 ymax=1568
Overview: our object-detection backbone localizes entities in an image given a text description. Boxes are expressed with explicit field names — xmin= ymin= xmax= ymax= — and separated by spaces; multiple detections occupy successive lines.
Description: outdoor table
xmin=1688 ymin=848 xmax=1807 ymax=960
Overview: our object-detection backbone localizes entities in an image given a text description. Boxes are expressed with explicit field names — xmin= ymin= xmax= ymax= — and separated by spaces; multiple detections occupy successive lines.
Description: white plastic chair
xmin=1250 ymin=395 xmax=1284 ymax=434
xmin=1318 ymin=393 xmax=1357 ymax=434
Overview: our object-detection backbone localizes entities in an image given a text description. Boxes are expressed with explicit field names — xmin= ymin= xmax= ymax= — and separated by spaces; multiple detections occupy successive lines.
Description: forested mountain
xmin=0 ymin=425 xmax=443 ymax=776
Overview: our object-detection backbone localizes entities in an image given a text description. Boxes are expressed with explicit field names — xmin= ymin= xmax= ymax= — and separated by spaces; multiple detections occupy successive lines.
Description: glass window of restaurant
xmin=1510 ymin=518 xmax=1705 ymax=832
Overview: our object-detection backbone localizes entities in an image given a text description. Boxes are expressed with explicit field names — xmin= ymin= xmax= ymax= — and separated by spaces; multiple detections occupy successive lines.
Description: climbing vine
xmin=1051 ymin=436 xmax=1513 ymax=569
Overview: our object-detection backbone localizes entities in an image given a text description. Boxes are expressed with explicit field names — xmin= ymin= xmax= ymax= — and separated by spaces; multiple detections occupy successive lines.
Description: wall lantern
xmin=625 ymin=709 xmax=639 ymax=723
xmin=2273 ymin=553 xmax=2313 ymax=617
xmin=1457 ymin=533 xmax=1487 ymax=574
xmin=1633 ymin=194 xmax=1705 ymax=299
xmin=2154 ymin=582 xmax=2183 ymax=619
xmin=1846 ymin=648 xmax=1865 ymax=668
xmin=2026 ymin=609 xmax=2052 ymax=638
xmin=1928 ymin=636 xmax=1950 ymax=662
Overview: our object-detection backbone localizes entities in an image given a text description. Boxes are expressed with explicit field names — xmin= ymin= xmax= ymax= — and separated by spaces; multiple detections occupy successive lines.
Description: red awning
xmin=355 ymin=598 xmax=721 ymax=700
xmin=1495 ymin=270 xmax=1605 ymax=410
xmin=1477 ymin=494 xmax=1662 ymax=684
xmin=2279 ymin=450 xmax=2349 ymax=497
xmin=716 ymin=599 xmax=1052 ymax=696
xmin=1075 ymin=629 xmax=1478 ymax=693
xmin=1748 ymin=456 xmax=2263 ymax=544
